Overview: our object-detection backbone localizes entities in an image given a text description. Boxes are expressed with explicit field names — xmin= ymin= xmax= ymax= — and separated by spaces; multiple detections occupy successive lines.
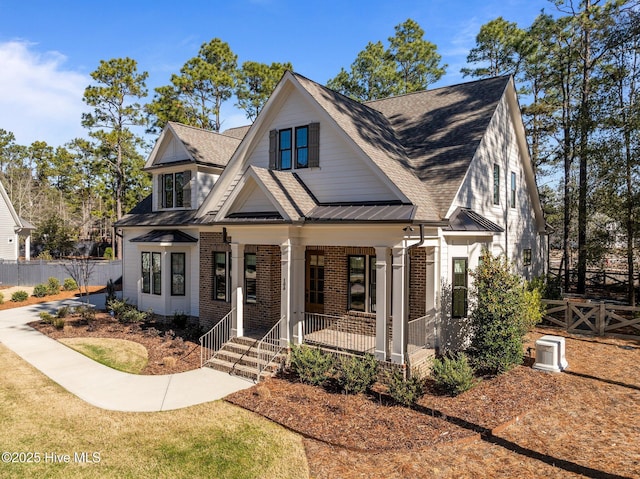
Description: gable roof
xmin=365 ymin=75 xmax=511 ymax=218
xmin=0 ymin=180 xmax=34 ymax=232
xmin=145 ymin=122 xmax=242 ymax=170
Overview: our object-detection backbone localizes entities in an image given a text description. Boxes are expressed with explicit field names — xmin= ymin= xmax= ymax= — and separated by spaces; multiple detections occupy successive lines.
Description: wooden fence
xmin=542 ymin=299 xmax=640 ymax=340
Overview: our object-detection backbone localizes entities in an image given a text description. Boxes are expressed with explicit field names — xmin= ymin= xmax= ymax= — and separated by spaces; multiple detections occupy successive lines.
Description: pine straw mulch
xmin=227 ymin=327 xmax=640 ymax=479
xmin=28 ymin=310 xmax=203 ymax=375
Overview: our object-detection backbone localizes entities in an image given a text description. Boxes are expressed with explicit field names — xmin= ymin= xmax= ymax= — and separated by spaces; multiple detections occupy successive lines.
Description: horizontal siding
xmin=450 ymin=94 xmax=542 ymax=279
xmin=247 ymin=87 xmax=398 ymax=204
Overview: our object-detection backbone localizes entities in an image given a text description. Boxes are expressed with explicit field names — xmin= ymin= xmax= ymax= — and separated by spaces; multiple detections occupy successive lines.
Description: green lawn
xmin=59 ymin=338 xmax=148 ymax=374
xmin=0 ymin=344 xmax=308 ymax=479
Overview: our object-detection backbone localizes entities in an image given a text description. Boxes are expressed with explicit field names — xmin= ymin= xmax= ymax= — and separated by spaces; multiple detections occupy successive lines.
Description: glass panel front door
xmin=305 ymin=251 xmax=324 ymax=314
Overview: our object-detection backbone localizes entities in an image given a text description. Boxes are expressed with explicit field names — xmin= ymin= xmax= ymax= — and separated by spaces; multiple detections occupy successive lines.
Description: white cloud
xmin=0 ymin=41 xmax=88 ymax=147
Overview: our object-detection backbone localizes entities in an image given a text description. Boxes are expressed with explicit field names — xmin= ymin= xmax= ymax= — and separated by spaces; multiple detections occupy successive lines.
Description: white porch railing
xmin=303 ymin=312 xmax=375 ymax=354
xmin=199 ymin=309 xmax=235 ymax=367
xmin=407 ymin=313 xmax=437 ymax=355
xmin=256 ymin=315 xmax=286 ymax=382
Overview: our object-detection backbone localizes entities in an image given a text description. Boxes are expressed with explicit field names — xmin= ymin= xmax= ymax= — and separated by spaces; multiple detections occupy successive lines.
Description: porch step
xmin=204 ymin=336 xmax=287 ymax=382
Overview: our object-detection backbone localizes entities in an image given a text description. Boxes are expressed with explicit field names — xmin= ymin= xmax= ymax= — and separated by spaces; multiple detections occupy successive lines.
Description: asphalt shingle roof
xmin=167 ymin=122 xmax=242 ymax=168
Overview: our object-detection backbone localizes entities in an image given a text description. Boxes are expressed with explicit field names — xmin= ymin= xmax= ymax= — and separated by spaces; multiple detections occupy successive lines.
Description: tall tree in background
xmin=235 ymin=61 xmax=293 ymax=121
xmin=82 ymin=57 xmax=148 ymax=258
xmin=388 ymin=18 xmax=447 ymax=94
xmin=147 ymin=38 xmax=237 ymax=132
xmin=327 ymin=18 xmax=446 ymax=101
xmin=461 ymin=17 xmax=528 ymax=78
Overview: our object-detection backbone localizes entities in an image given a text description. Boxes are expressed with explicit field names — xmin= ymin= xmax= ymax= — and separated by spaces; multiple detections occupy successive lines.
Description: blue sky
xmin=0 ymin=0 xmax=554 ymax=148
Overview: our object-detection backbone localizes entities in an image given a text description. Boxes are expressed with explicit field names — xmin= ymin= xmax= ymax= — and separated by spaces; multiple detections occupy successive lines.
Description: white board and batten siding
xmin=448 ymin=92 xmax=544 ymax=279
xmin=121 ymin=228 xmax=200 ymax=318
xmin=246 ymin=86 xmax=400 ymax=204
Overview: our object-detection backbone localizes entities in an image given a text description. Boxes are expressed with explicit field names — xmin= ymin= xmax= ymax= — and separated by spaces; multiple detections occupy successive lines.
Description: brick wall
xmin=409 ymin=248 xmax=427 ymax=320
xmin=199 ymin=232 xmax=231 ymax=331
xmin=244 ymin=244 xmax=281 ymax=332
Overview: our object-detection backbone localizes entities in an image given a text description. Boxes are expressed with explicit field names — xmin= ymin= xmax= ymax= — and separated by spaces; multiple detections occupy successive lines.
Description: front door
xmin=305 ymin=251 xmax=324 ymax=314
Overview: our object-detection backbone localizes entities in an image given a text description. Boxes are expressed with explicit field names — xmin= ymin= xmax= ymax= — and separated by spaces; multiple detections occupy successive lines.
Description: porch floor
xmin=304 ymin=329 xmax=375 ymax=354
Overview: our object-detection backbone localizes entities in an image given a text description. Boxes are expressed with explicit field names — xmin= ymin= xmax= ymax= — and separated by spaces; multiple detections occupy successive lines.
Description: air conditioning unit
xmin=533 ymin=335 xmax=568 ymax=373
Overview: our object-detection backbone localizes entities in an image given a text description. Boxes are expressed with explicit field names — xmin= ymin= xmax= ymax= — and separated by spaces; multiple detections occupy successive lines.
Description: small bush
xmin=74 ymin=305 xmax=96 ymax=322
xmin=63 ymin=278 xmax=78 ymax=291
xmin=335 ymin=353 xmax=378 ymax=395
xmin=32 ymin=284 xmax=49 ymax=298
xmin=104 ymin=247 xmax=114 ymax=260
xmin=52 ymin=317 xmax=65 ymax=330
xmin=56 ymin=306 xmax=71 ymax=318
xmin=289 ymin=344 xmax=334 ymax=386
xmin=39 ymin=311 xmax=55 ymax=324
xmin=0 ymin=292 xmax=4 ymax=304
xmin=11 ymin=290 xmax=29 ymax=302
xmin=163 ymin=356 xmax=178 ymax=368
xmin=120 ymin=308 xmax=148 ymax=323
xmin=47 ymin=277 xmax=61 ymax=295
xmin=37 ymin=250 xmax=53 ymax=260
xmin=431 ymin=353 xmax=476 ymax=397
xmin=173 ymin=312 xmax=188 ymax=329
xmin=386 ymin=369 xmax=426 ymax=407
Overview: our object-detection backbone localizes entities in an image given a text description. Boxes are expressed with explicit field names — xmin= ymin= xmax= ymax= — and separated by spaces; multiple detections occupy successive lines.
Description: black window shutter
xmin=308 ymin=122 xmax=320 ymax=168
xmin=183 ymin=170 xmax=192 ymax=208
xmin=269 ymin=129 xmax=278 ymax=169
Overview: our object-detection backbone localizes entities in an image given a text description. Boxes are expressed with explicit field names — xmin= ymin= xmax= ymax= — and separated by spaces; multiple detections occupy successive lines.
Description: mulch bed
xmin=29 ymin=311 xmax=203 ymax=375
xmin=226 ymin=363 xmax=561 ymax=452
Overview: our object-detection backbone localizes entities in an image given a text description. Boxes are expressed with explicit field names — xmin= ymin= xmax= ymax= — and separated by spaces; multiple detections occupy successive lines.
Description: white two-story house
xmin=117 ymin=72 xmax=547 ymax=376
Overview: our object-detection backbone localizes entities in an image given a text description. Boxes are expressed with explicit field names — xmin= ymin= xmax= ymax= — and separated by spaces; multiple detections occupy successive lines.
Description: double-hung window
xmin=161 ymin=172 xmax=191 ymax=208
xmin=213 ymin=251 xmax=230 ymax=301
xmin=245 ymin=253 xmax=257 ymax=304
xmin=295 ymin=126 xmax=308 ymax=168
xmin=523 ymin=248 xmax=532 ymax=267
xmin=142 ymin=252 xmax=162 ymax=295
xmin=278 ymin=129 xmax=292 ymax=170
xmin=452 ymin=258 xmax=468 ymax=318
xmin=348 ymin=255 xmax=376 ymax=313
xmin=171 ymin=253 xmax=185 ymax=296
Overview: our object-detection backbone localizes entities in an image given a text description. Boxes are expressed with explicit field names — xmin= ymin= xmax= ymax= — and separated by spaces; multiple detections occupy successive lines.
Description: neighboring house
xmin=117 ymin=72 xmax=547 ymax=373
xmin=0 ymin=180 xmax=34 ymax=261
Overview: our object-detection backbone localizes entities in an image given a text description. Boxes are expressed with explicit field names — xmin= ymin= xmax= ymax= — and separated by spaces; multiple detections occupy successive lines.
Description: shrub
xmin=47 ymin=277 xmax=61 ymax=295
xmin=120 ymin=308 xmax=148 ymax=323
xmin=107 ymin=298 xmax=129 ymax=319
xmin=32 ymin=284 xmax=49 ymax=298
xmin=11 ymin=290 xmax=29 ymax=302
xmin=39 ymin=311 xmax=55 ymax=324
xmin=56 ymin=306 xmax=71 ymax=318
xmin=74 ymin=304 xmax=96 ymax=322
xmin=386 ymin=369 xmax=426 ymax=407
xmin=52 ymin=317 xmax=65 ymax=330
xmin=335 ymin=353 xmax=378 ymax=395
xmin=522 ymin=287 xmax=544 ymax=334
xmin=289 ymin=344 xmax=334 ymax=386
xmin=37 ymin=250 xmax=53 ymax=260
xmin=431 ymin=353 xmax=476 ymax=396
xmin=63 ymin=278 xmax=78 ymax=291
xmin=0 ymin=292 xmax=4 ymax=304
xmin=467 ymin=250 xmax=529 ymax=375
xmin=104 ymin=247 xmax=114 ymax=260
xmin=163 ymin=356 xmax=177 ymax=368
xmin=173 ymin=312 xmax=188 ymax=329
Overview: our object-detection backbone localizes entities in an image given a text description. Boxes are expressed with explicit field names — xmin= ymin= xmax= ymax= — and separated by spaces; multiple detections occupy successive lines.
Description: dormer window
xmin=270 ymin=123 xmax=319 ymax=171
xmin=159 ymin=171 xmax=192 ymax=209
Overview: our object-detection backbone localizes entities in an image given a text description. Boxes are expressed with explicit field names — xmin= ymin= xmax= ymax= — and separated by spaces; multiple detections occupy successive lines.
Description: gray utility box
xmin=533 ymin=335 xmax=569 ymax=373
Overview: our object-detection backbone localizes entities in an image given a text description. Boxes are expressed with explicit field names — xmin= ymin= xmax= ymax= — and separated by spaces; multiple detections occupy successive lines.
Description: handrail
xmin=256 ymin=315 xmax=285 ymax=382
xmin=199 ymin=309 xmax=235 ymax=367
xmin=407 ymin=313 xmax=437 ymax=355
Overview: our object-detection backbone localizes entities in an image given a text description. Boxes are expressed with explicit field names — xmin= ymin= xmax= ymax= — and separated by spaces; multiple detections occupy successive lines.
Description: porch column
xmin=24 ymin=235 xmax=30 ymax=261
xmin=231 ymin=243 xmax=245 ymax=337
xmin=374 ymin=247 xmax=390 ymax=361
xmin=391 ymin=246 xmax=408 ymax=364
xmin=281 ymin=239 xmax=305 ymax=346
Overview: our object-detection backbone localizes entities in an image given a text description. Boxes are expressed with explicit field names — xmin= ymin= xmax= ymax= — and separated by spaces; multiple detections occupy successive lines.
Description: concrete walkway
xmin=0 ymin=294 xmax=253 ymax=412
